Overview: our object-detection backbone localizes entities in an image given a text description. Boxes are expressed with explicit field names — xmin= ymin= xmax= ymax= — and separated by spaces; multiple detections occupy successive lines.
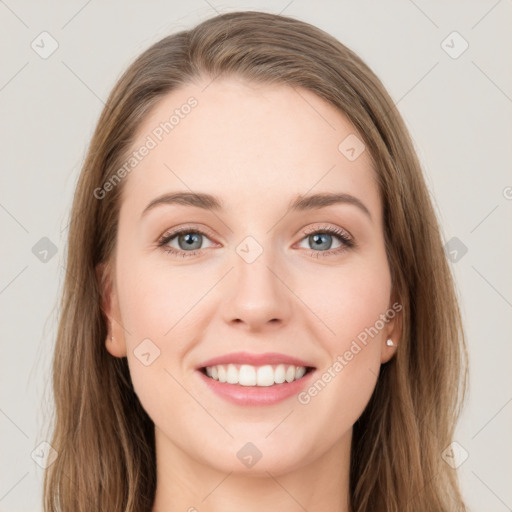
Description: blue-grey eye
xmin=177 ymin=232 xmax=203 ymax=250
xmin=303 ymin=232 xmax=340 ymax=251
xmin=311 ymin=233 xmax=334 ymax=251
xmin=161 ymin=229 xmax=215 ymax=253
xmin=296 ymin=227 xmax=352 ymax=254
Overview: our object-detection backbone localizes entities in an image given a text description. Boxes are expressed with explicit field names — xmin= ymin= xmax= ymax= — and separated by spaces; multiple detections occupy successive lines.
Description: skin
xmin=99 ymin=76 xmax=401 ymax=512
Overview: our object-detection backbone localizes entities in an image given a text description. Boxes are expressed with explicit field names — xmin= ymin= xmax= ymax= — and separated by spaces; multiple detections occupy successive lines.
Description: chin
xmin=197 ymin=436 xmax=316 ymax=477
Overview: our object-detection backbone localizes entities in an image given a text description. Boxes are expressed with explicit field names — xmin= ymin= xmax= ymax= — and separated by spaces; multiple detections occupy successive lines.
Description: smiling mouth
xmin=199 ymin=364 xmax=316 ymax=387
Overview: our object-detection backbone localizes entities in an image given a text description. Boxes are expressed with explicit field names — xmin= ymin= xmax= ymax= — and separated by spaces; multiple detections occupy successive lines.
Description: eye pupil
xmin=179 ymin=232 xmax=201 ymax=250
xmin=310 ymin=233 xmax=332 ymax=251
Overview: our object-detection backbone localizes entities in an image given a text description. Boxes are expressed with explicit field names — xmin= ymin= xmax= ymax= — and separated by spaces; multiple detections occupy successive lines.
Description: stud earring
xmin=386 ymin=338 xmax=394 ymax=347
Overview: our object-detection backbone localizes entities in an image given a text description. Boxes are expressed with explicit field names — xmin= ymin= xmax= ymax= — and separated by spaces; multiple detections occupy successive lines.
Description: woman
xmin=43 ymin=10 xmax=469 ymax=512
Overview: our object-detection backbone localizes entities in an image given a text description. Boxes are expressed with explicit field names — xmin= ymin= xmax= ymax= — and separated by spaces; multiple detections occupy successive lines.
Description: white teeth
xmin=274 ymin=364 xmax=286 ymax=384
xmin=239 ymin=365 xmax=257 ymax=386
xmin=203 ymin=363 xmax=310 ymax=386
xmin=227 ymin=364 xmax=239 ymax=384
xmin=295 ymin=366 xmax=306 ymax=379
xmin=256 ymin=365 xmax=274 ymax=387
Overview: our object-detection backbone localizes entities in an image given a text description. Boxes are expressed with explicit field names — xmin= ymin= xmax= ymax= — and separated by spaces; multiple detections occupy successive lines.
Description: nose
xmin=220 ymin=250 xmax=293 ymax=332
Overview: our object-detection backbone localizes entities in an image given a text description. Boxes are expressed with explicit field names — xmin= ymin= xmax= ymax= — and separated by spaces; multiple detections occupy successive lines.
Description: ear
xmin=96 ymin=261 xmax=127 ymax=358
xmin=380 ymin=292 xmax=403 ymax=364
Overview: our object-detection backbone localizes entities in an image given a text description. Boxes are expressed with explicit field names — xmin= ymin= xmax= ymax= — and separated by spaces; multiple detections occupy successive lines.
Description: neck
xmin=151 ymin=427 xmax=352 ymax=512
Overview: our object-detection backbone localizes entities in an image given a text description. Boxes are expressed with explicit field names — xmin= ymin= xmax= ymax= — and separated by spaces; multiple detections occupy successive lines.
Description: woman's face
xmin=101 ymin=76 xmax=400 ymax=475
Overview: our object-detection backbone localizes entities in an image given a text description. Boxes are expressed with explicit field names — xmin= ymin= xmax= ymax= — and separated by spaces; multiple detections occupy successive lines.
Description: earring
xmin=386 ymin=338 xmax=394 ymax=347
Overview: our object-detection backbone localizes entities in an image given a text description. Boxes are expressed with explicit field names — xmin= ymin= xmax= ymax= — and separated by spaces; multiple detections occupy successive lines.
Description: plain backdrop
xmin=1 ymin=1 xmax=511 ymax=511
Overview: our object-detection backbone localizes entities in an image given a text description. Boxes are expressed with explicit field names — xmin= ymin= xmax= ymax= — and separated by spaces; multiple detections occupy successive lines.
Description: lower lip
xmin=196 ymin=369 xmax=316 ymax=406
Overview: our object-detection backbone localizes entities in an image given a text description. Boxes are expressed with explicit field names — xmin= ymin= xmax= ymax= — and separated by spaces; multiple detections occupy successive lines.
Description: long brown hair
xmin=43 ymin=10 xmax=469 ymax=511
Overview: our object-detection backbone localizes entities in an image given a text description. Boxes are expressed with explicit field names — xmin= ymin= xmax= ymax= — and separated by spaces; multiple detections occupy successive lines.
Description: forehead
xmin=120 ymin=76 xmax=380 ymax=220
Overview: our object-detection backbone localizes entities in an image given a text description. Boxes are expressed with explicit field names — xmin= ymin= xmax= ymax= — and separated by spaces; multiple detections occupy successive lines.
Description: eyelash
xmin=157 ymin=224 xmax=355 ymax=259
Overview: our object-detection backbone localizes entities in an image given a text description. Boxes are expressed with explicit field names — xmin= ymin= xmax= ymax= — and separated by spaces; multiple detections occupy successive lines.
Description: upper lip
xmin=196 ymin=351 xmax=316 ymax=370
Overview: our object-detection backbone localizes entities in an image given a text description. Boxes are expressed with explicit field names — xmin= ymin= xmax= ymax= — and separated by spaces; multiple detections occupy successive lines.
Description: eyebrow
xmin=288 ymin=192 xmax=371 ymax=220
xmin=141 ymin=191 xmax=372 ymax=220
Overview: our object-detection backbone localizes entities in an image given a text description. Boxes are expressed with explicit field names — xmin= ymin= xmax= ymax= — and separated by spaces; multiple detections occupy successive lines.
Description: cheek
xmin=114 ymin=254 xmax=196 ymax=406
xmin=305 ymin=255 xmax=392 ymax=349
xmin=117 ymin=257 xmax=204 ymax=343
xmin=306 ymin=256 xmax=391 ymax=415
xmin=296 ymin=268 xmax=390 ymax=431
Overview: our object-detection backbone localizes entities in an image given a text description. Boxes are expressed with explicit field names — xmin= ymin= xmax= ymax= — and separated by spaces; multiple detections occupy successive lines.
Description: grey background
xmin=1 ymin=1 xmax=511 ymax=510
